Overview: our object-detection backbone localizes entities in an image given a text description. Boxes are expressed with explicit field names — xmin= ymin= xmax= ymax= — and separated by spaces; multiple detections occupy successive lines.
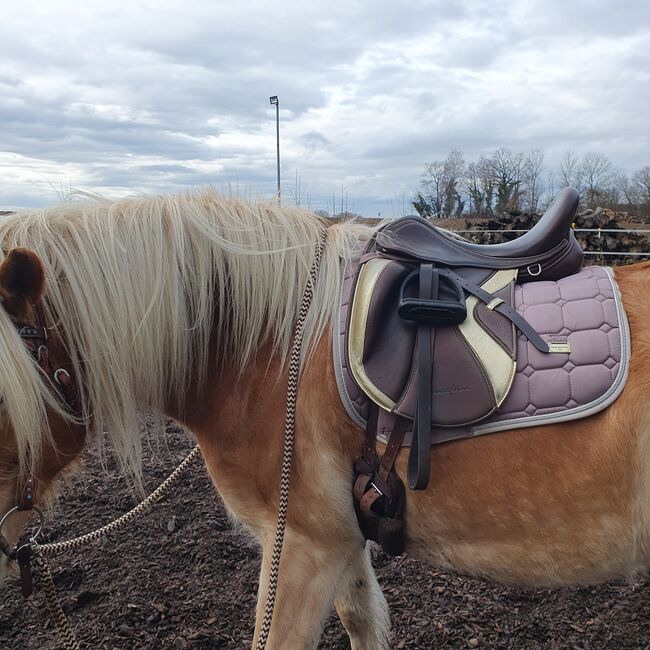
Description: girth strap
xmin=353 ymin=406 xmax=408 ymax=555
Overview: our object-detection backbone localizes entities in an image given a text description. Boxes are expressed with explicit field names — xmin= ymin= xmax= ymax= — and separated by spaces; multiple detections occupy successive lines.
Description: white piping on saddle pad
xmin=333 ymin=260 xmax=367 ymax=430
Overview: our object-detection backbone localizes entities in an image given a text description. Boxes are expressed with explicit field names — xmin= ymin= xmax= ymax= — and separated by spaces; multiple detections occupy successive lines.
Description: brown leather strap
xmin=353 ymin=472 xmax=371 ymax=502
xmin=353 ymin=406 xmax=407 ymax=555
xmin=53 ymin=369 xmax=79 ymax=416
xmin=357 ymin=413 xmax=408 ymax=516
xmin=408 ymin=264 xmax=436 ymax=490
xmin=16 ymin=544 xmax=34 ymax=597
xmin=359 ymin=483 xmax=384 ymax=513
xmin=378 ymin=417 xmax=408 ymax=483
xmin=17 ymin=477 xmax=34 ymax=512
xmin=362 ymin=405 xmax=379 ymax=466
xmin=438 ymin=268 xmax=551 ymax=353
xmin=16 ymin=302 xmax=80 ymax=418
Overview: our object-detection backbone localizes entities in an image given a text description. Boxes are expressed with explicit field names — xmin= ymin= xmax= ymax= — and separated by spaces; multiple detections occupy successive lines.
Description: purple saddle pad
xmin=334 ymin=265 xmax=630 ymax=446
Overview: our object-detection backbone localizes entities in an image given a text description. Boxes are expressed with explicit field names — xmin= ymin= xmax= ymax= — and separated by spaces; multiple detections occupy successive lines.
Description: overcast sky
xmin=1 ymin=0 xmax=649 ymax=215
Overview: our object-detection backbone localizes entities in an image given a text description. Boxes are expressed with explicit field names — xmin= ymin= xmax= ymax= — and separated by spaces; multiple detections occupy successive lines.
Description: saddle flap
xmin=346 ymin=258 xmax=517 ymax=427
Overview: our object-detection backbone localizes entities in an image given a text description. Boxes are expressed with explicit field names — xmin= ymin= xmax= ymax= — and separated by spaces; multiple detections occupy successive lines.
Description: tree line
xmin=413 ymin=149 xmax=650 ymax=219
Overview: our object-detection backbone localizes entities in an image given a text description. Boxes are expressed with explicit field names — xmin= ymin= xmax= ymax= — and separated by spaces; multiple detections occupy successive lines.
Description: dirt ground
xmin=1 ymin=422 xmax=650 ymax=649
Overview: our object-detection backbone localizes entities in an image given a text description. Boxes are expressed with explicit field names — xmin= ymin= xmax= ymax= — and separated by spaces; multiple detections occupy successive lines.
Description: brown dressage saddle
xmin=344 ymin=187 xmax=583 ymax=553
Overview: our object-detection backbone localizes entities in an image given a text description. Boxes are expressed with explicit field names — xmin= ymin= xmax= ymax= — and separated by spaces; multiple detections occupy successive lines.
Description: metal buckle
xmin=526 ymin=263 xmax=542 ymax=277
xmin=369 ymin=481 xmax=384 ymax=498
xmin=0 ymin=506 xmax=44 ymax=558
xmin=54 ymin=368 xmax=70 ymax=385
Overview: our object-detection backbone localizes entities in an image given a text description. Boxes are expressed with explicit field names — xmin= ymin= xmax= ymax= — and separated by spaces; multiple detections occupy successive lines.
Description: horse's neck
xmin=170 ymin=342 xmax=282 ymax=436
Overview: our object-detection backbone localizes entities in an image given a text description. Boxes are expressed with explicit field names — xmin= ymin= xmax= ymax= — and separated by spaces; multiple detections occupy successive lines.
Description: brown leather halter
xmin=0 ymin=302 xmax=79 ymax=565
xmin=13 ymin=303 xmax=79 ymax=422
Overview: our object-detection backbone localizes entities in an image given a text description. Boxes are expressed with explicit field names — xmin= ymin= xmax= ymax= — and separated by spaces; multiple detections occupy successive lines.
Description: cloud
xmin=0 ymin=0 xmax=648 ymax=213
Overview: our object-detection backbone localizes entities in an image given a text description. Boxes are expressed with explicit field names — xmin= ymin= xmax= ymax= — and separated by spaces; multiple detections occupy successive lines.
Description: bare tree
xmin=559 ymin=150 xmax=583 ymax=194
xmin=484 ymin=148 xmax=524 ymax=214
xmin=581 ymin=151 xmax=614 ymax=208
xmin=542 ymin=170 xmax=558 ymax=211
xmin=417 ymin=160 xmax=446 ymax=217
xmin=287 ymin=170 xmax=308 ymax=207
xmin=442 ymin=149 xmax=466 ymax=217
xmin=613 ymin=172 xmax=638 ymax=209
xmin=523 ymin=149 xmax=545 ymax=213
xmin=632 ymin=166 xmax=650 ymax=217
xmin=465 ymin=162 xmax=483 ymax=217
xmin=463 ymin=156 xmax=497 ymax=217
xmin=415 ymin=150 xmax=466 ymax=218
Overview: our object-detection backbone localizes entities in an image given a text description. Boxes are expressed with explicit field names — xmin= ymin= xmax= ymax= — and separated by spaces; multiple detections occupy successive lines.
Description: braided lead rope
xmin=255 ymin=226 xmax=327 ymax=650
xmin=27 ymin=446 xmax=201 ymax=649
xmin=33 ymin=553 xmax=81 ymax=650
xmin=32 ymin=445 xmax=200 ymax=650
xmin=26 ymin=225 xmax=326 ymax=650
xmin=33 ymin=445 xmax=202 ymax=557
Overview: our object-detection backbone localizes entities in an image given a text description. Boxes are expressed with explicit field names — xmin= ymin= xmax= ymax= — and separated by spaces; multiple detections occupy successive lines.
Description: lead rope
xmin=33 ymin=554 xmax=81 ymax=650
xmin=27 ymin=226 xmax=326 ymax=650
xmin=255 ymin=227 xmax=327 ymax=650
xmin=31 ymin=446 xmax=203 ymax=649
xmin=35 ymin=446 xmax=202 ymax=557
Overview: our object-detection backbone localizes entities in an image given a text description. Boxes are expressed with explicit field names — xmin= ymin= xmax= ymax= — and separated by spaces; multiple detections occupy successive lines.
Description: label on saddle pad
xmin=334 ymin=264 xmax=630 ymax=446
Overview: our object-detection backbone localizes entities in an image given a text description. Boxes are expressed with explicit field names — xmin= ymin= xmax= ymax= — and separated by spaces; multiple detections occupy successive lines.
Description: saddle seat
xmin=346 ymin=188 xmax=585 ymax=554
xmin=374 ymin=187 xmax=581 ymax=281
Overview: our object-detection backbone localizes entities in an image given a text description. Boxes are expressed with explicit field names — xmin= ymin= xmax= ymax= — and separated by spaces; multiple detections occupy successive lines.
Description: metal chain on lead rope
xmin=255 ymin=226 xmax=327 ymax=650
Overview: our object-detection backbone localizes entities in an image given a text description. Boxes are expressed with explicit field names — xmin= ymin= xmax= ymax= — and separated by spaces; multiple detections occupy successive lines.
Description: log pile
xmin=442 ymin=208 xmax=650 ymax=266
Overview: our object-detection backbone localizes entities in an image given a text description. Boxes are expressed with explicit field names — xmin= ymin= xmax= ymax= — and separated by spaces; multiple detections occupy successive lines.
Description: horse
xmin=0 ymin=188 xmax=648 ymax=649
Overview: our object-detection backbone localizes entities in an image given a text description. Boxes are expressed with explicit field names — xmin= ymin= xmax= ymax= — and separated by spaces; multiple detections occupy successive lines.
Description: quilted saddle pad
xmin=334 ymin=265 xmax=630 ymax=446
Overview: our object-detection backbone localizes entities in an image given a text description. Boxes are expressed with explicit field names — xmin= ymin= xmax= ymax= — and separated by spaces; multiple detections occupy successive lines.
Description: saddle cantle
xmin=373 ymin=186 xmax=582 ymax=280
xmin=340 ymin=188 xmax=587 ymax=554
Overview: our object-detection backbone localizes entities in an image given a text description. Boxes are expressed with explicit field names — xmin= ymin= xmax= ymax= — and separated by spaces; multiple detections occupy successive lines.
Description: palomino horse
xmin=0 ymin=189 xmax=648 ymax=649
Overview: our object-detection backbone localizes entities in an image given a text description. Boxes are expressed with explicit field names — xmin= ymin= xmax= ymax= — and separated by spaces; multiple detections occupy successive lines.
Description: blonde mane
xmin=0 ymin=188 xmax=372 ymax=479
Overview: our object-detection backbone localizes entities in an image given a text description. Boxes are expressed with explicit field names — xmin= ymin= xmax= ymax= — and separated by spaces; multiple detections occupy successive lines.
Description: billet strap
xmin=439 ymin=268 xmax=552 ymax=353
xmin=408 ymin=263 xmax=436 ymax=490
xmin=353 ymin=405 xmax=380 ymax=505
xmin=354 ymin=406 xmax=408 ymax=517
xmin=378 ymin=417 xmax=408 ymax=482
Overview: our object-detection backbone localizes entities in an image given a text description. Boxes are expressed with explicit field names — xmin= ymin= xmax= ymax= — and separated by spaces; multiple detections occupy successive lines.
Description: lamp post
xmin=269 ymin=95 xmax=281 ymax=205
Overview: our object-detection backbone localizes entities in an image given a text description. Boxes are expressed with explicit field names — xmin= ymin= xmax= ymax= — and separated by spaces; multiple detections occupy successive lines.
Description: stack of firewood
xmin=450 ymin=208 xmax=649 ymax=265
xmin=573 ymin=208 xmax=648 ymax=263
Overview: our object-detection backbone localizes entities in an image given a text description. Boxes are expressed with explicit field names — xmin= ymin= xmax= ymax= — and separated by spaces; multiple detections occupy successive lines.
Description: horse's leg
xmin=252 ymin=531 xmax=371 ymax=649
xmin=334 ymin=544 xmax=390 ymax=650
xmin=183 ymin=340 xmax=375 ymax=648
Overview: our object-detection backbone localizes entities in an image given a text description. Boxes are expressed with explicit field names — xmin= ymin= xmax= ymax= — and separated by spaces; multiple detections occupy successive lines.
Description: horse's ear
xmin=0 ymin=248 xmax=46 ymax=319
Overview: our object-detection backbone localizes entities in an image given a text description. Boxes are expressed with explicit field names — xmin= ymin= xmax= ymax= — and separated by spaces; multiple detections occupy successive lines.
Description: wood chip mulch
xmin=1 ymin=422 xmax=649 ymax=649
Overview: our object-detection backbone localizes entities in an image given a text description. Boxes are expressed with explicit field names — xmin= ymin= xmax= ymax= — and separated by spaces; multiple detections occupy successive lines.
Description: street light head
xmin=269 ymin=95 xmax=279 ymax=105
